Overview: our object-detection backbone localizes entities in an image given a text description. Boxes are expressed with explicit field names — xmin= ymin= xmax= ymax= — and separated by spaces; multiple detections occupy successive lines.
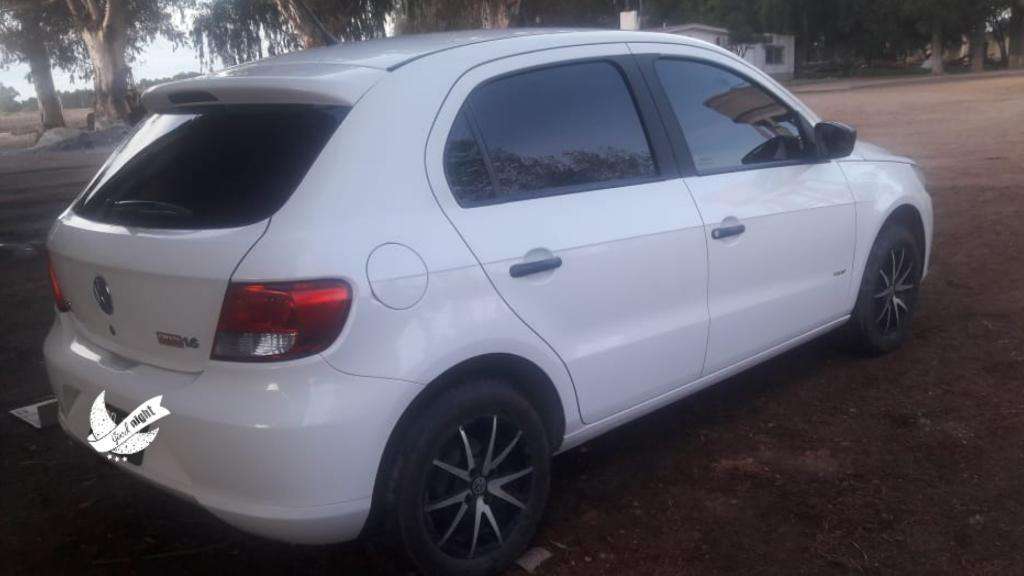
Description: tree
xmin=1011 ymin=0 xmax=1024 ymax=67
xmin=192 ymin=0 xmax=392 ymax=69
xmin=0 ymin=81 xmax=20 ymax=113
xmin=395 ymin=0 xmax=523 ymax=33
xmin=0 ymin=1 xmax=84 ymax=128
xmin=64 ymin=0 xmax=188 ymax=124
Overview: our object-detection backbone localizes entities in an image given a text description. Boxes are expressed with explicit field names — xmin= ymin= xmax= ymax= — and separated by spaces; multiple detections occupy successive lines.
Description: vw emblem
xmin=93 ymin=276 xmax=113 ymax=315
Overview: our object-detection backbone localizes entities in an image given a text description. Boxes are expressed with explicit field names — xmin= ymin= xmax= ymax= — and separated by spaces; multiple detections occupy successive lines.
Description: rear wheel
xmin=394 ymin=381 xmax=550 ymax=576
xmin=847 ymin=224 xmax=922 ymax=354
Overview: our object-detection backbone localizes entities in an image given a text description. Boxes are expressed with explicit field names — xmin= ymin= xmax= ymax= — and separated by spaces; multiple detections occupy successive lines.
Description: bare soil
xmin=2 ymin=74 xmax=1023 ymax=575
xmin=0 ymin=109 xmax=93 ymax=149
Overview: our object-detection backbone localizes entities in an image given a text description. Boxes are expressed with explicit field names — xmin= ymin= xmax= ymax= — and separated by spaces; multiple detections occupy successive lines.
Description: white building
xmin=620 ymin=16 xmax=797 ymax=80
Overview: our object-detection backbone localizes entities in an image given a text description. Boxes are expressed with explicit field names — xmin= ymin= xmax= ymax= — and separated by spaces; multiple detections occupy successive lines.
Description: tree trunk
xmin=81 ymin=27 xmax=132 ymax=125
xmin=26 ymin=44 xmax=65 ymax=129
xmin=970 ymin=20 xmax=986 ymax=73
xmin=18 ymin=11 xmax=65 ymax=129
xmin=275 ymin=0 xmax=331 ymax=49
xmin=992 ymin=24 xmax=1009 ymax=66
xmin=930 ymin=19 xmax=944 ymax=75
xmin=1012 ymin=2 xmax=1024 ymax=68
xmin=795 ymin=4 xmax=809 ymax=72
xmin=481 ymin=0 xmax=520 ymax=29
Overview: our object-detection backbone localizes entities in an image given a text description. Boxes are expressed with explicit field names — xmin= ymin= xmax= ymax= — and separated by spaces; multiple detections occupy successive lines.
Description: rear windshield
xmin=75 ymin=105 xmax=347 ymax=229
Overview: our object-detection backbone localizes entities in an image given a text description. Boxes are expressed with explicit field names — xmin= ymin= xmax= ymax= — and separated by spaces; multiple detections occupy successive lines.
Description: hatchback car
xmin=45 ymin=29 xmax=932 ymax=576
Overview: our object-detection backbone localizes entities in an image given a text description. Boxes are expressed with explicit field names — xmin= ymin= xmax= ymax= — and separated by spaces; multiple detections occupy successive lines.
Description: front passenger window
xmin=655 ymin=59 xmax=812 ymax=173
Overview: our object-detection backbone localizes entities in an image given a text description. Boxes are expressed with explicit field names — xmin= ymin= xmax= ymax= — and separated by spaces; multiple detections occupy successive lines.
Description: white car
xmin=44 ymin=29 xmax=932 ymax=575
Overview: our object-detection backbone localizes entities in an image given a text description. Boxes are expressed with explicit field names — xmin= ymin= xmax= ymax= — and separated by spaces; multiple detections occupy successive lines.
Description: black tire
xmin=393 ymin=380 xmax=550 ymax=576
xmin=847 ymin=224 xmax=923 ymax=354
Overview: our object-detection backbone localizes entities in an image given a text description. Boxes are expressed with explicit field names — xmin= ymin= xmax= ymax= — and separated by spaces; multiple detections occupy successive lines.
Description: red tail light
xmin=212 ymin=280 xmax=352 ymax=362
xmin=47 ymin=253 xmax=70 ymax=312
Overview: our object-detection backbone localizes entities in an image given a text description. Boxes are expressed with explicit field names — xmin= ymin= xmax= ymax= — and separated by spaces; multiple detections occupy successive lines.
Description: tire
xmin=393 ymin=380 xmax=551 ymax=576
xmin=847 ymin=224 xmax=923 ymax=354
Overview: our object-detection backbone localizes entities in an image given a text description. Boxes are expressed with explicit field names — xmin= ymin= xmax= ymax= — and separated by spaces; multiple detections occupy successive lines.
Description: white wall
xmin=664 ymin=29 xmax=796 ymax=80
xmin=736 ymin=34 xmax=796 ymax=80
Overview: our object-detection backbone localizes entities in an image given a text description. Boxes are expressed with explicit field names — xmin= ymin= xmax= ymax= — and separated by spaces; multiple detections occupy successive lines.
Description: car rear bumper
xmin=44 ymin=314 xmax=420 ymax=544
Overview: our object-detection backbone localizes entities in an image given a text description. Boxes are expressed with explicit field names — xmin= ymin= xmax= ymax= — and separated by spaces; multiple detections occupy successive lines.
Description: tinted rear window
xmin=75 ymin=106 xmax=346 ymax=229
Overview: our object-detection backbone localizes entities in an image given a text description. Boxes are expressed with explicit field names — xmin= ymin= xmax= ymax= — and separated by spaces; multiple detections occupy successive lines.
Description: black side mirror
xmin=815 ymin=121 xmax=857 ymax=159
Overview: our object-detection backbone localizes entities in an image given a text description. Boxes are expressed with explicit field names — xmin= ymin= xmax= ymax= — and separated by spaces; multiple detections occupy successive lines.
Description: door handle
xmin=510 ymin=256 xmax=562 ymax=278
xmin=711 ymin=223 xmax=746 ymax=240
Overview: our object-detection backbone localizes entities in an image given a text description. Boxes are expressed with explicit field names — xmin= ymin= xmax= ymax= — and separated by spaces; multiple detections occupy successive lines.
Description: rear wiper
xmin=109 ymin=200 xmax=193 ymax=217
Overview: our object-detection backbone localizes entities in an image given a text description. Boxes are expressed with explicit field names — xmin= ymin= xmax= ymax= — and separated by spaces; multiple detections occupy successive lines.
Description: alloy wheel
xmin=422 ymin=414 xmax=535 ymax=559
xmin=873 ymin=246 xmax=916 ymax=334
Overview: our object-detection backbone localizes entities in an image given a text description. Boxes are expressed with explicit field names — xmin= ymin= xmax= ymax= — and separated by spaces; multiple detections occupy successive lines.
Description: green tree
xmin=0 ymin=1 xmax=85 ymax=128
xmin=63 ymin=0 xmax=191 ymax=124
xmin=192 ymin=0 xmax=392 ymax=69
xmin=0 ymin=81 xmax=20 ymax=113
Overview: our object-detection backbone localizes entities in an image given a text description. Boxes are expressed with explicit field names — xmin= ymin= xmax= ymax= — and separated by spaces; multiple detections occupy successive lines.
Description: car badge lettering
xmin=156 ymin=332 xmax=200 ymax=349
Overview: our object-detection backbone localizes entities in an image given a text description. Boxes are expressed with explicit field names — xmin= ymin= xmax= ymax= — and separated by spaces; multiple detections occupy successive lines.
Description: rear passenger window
xmin=444 ymin=111 xmax=495 ymax=204
xmin=444 ymin=61 xmax=657 ymax=207
xmin=655 ymin=59 xmax=812 ymax=173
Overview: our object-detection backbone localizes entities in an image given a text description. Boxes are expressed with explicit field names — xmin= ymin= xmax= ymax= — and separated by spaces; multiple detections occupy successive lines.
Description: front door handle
xmin=510 ymin=256 xmax=562 ymax=278
xmin=711 ymin=223 xmax=746 ymax=240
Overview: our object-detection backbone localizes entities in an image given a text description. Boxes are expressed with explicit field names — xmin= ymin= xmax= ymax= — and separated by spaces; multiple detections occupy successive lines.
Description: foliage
xmin=0 ymin=1 xmax=88 ymax=77
xmin=192 ymin=0 xmax=392 ymax=69
xmin=0 ymin=81 xmax=20 ymax=112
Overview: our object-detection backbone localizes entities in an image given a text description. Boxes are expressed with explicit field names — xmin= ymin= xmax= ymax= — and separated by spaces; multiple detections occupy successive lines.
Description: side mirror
xmin=815 ymin=121 xmax=857 ymax=159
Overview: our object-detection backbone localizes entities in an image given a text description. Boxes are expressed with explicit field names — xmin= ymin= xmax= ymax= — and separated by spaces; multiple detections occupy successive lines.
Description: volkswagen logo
xmin=93 ymin=276 xmax=113 ymax=315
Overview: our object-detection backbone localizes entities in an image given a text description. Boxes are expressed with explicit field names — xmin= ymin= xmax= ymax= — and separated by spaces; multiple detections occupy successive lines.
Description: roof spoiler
xmin=141 ymin=64 xmax=383 ymax=113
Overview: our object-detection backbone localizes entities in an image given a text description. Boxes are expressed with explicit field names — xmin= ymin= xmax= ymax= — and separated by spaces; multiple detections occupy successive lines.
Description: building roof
xmin=658 ymin=23 xmax=730 ymax=36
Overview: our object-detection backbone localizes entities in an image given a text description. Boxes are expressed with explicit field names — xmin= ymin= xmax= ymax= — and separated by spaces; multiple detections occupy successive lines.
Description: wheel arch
xmin=883 ymin=203 xmax=927 ymax=263
xmin=360 ymin=352 xmax=566 ymax=538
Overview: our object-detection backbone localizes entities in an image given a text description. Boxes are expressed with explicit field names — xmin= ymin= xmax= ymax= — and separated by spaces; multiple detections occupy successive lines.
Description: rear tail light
xmin=212 ymin=280 xmax=352 ymax=362
xmin=47 ymin=253 xmax=70 ymax=312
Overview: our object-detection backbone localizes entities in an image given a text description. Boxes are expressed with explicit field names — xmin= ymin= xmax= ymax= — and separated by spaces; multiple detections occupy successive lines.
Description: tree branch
xmin=83 ymin=0 xmax=102 ymax=21
xmin=64 ymin=0 xmax=85 ymax=22
xmin=102 ymin=0 xmax=124 ymax=33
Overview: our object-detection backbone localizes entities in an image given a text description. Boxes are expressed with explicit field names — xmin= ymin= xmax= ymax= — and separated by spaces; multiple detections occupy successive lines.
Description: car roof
xmin=143 ymin=29 xmax=748 ymax=113
xmin=237 ymin=28 xmax=582 ymax=71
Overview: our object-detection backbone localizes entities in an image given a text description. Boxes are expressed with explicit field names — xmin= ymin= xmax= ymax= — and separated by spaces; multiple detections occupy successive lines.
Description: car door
xmin=425 ymin=45 xmax=709 ymax=424
xmin=634 ymin=46 xmax=857 ymax=375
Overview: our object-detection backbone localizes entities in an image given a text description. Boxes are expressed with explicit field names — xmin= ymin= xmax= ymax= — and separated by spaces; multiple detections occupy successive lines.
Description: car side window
xmin=444 ymin=111 xmax=495 ymax=205
xmin=654 ymin=58 xmax=812 ymax=174
xmin=444 ymin=60 xmax=658 ymax=207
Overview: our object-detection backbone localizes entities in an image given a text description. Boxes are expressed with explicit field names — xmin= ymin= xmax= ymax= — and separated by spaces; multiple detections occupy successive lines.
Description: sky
xmin=0 ymin=36 xmax=204 ymax=102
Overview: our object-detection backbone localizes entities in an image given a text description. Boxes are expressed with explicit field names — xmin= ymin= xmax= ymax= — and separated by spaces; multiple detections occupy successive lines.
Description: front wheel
xmin=394 ymin=381 xmax=550 ymax=576
xmin=847 ymin=224 xmax=923 ymax=354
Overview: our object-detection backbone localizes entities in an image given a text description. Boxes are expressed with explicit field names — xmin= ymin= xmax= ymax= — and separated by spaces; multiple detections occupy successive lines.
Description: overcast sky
xmin=0 ymin=36 xmax=204 ymax=101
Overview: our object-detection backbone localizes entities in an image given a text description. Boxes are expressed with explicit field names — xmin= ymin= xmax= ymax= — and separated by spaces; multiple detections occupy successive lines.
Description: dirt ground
xmin=0 ymin=109 xmax=93 ymax=149
xmin=2 ymin=73 xmax=1023 ymax=575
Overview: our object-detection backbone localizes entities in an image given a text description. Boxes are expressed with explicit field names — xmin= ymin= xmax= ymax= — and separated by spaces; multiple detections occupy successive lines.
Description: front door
xmin=425 ymin=45 xmax=709 ymax=423
xmin=645 ymin=52 xmax=857 ymax=374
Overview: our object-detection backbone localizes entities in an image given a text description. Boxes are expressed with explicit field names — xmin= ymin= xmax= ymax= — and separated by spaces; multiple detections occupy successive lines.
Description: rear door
xmin=47 ymin=106 xmax=346 ymax=372
xmin=635 ymin=47 xmax=857 ymax=374
xmin=426 ymin=45 xmax=709 ymax=424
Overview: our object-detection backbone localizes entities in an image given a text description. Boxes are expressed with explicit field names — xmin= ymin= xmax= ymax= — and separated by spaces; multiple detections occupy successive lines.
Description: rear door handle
xmin=711 ymin=224 xmax=746 ymax=240
xmin=510 ymin=256 xmax=562 ymax=278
